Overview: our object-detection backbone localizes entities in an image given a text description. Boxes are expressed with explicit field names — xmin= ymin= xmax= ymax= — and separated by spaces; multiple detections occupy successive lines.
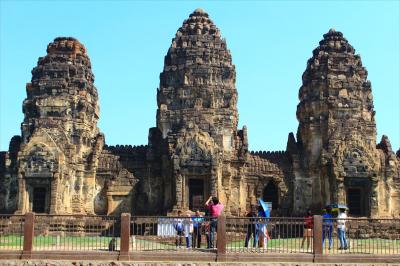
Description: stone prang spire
xmin=290 ymin=29 xmax=399 ymax=217
xmin=157 ymin=8 xmax=238 ymax=144
xmin=297 ymin=28 xmax=376 ymax=147
xmin=14 ymin=37 xmax=104 ymax=214
xmin=22 ymin=37 xmax=100 ymax=145
xmin=151 ymin=8 xmax=247 ymax=213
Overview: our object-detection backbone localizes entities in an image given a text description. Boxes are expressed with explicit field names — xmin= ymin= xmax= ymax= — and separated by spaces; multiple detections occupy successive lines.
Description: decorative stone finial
xmin=194 ymin=8 xmax=206 ymax=14
xmin=190 ymin=8 xmax=209 ymax=18
xmin=46 ymin=37 xmax=86 ymax=56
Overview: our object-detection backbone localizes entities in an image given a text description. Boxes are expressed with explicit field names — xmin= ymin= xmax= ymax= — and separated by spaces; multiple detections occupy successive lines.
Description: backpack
xmin=175 ymin=220 xmax=184 ymax=231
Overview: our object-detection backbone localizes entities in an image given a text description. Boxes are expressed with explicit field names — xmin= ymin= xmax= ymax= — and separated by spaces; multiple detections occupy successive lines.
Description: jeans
xmin=192 ymin=226 xmax=201 ymax=248
xmin=209 ymin=220 xmax=217 ymax=248
xmin=337 ymin=228 xmax=348 ymax=249
xmin=322 ymin=226 xmax=332 ymax=248
xmin=185 ymin=235 xmax=191 ymax=248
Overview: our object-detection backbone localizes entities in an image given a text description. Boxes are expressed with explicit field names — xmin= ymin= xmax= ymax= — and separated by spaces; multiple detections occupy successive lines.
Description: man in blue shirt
xmin=322 ymin=209 xmax=333 ymax=249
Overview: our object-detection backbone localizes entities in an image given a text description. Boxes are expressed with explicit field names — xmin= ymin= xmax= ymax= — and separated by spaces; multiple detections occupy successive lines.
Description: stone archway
xmin=18 ymin=142 xmax=59 ymax=214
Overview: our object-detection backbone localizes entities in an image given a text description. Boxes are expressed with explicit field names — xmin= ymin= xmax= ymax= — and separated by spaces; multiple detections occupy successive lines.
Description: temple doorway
xmin=263 ymin=182 xmax=278 ymax=209
xmin=32 ymin=187 xmax=47 ymax=213
xmin=189 ymin=179 xmax=204 ymax=211
xmin=347 ymin=187 xmax=365 ymax=216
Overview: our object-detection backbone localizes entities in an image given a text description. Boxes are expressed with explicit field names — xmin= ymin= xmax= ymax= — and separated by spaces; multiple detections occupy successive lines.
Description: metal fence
xmin=130 ymin=216 xmax=216 ymax=252
xmin=0 ymin=215 xmax=24 ymax=251
xmin=0 ymin=213 xmax=399 ymax=258
xmin=33 ymin=215 xmax=120 ymax=251
xmin=322 ymin=218 xmax=400 ymax=255
xmin=226 ymin=217 xmax=312 ymax=253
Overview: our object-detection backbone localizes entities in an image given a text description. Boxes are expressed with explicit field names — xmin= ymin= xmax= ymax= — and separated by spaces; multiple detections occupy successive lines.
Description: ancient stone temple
xmin=0 ymin=9 xmax=399 ymax=217
xmin=288 ymin=29 xmax=400 ymax=217
xmin=0 ymin=37 xmax=105 ymax=214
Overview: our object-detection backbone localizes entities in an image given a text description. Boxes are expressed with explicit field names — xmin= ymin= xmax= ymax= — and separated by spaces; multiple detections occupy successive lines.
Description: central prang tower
xmin=157 ymin=8 xmax=238 ymax=145
xmin=154 ymin=8 xmax=246 ymax=212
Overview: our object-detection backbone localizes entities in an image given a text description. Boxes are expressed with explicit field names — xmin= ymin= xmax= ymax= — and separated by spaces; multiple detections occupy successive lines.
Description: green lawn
xmin=1 ymin=235 xmax=399 ymax=254
xmin=226 ymin=237 xmax=400 ymax=254
xmin=1 ymin=235 xmax=118 ymax=251
xmin=0 ymin=235 xmax=23 ymax=249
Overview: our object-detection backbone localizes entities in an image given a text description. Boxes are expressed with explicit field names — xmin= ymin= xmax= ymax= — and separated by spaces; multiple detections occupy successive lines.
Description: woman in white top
xmin=337 ymin=209 xmax=348 ymax=250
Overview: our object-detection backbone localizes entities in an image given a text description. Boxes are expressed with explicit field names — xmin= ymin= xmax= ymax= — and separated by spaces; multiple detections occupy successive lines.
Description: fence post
xmin=313 ymin=215 xmax=323 ymax=261
xmin=216 ymin=215 xmax=226 ymax=261
xmin=119 ymin=213 xmax=131 ymax=261
xmin=21 ymin=212 xmax=35 ymax=259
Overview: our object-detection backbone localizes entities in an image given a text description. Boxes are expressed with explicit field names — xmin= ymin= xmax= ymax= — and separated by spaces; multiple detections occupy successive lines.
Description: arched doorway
xmin=263 ymin=182 xmax=278 ymax=210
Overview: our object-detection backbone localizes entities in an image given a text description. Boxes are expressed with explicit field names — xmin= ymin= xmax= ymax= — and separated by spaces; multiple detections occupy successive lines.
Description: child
xmin=175 ymin=210 xmax=184 ymax=248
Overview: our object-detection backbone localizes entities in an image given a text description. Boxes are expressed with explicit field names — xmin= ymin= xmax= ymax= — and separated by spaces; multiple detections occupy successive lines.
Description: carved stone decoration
xmin=0 ymin=11 xmax=398 ymax=217
xmin=7 ymin=37 xmax=104 ymax=214
xmin=288 ymin=29 xmax=400 ymax=217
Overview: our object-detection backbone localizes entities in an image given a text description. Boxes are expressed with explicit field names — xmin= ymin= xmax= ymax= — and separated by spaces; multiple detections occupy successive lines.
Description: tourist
xmin=192 ymin=210 xmax=204 ymax=248
xmin=244 ymin=205 xmax=257 ymax=248
xmin=174 ymin=210 xmax=184 ymax=248
xmin=184 ymin=213 xmax=193 ymax=248
xmin=300 ymin=210 xmax=313 ymax=250
xmin=205 ymin=196 xmax=224 ymax=248
xmin=337 ymin=208 xmax=348 ymax=250
xmin=322 ymin=209 xmax=333 ymax=249
xmin=256 ymin=205 xmax=270 ymax=248
xmin=204 ymin=209 xmax=211 ymax=249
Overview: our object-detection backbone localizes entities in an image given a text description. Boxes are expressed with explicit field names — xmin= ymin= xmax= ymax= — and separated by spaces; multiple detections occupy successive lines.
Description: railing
xmin=226 ymin=217 xmax=311 ymax=253
xmin=322 ymin=218 xmax=400 ymax=255
xmin=0 ymin=215 xmax=24 ymax=251
xmin=130 ymin=216 xmax=217 ymax=252
xmin=33 ymin=215 xmax=120 ymax=251
xmin=0 ymin=213 xmax=399 ymax=262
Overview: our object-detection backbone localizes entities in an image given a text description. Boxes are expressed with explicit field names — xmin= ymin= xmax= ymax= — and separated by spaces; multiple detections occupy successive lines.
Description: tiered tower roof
xmin=156 ymin=8 xmax=238 ymax=148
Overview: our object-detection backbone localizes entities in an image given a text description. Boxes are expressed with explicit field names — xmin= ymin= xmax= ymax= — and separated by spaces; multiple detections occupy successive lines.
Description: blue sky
xmin=0 ymin=1 xmax=399 ymax=152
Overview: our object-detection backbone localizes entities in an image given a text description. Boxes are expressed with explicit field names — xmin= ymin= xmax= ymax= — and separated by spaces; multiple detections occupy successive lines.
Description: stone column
xmin=370 ymin=177 xmax=379 ymax=217
xmin=106 ymin=192 xmax=113 ymax=215
xmin=173 ymin=172 xmax=183 ymax=210
xmin=211 ymin=154 xmax=222 ymax=198
xmin=84 ymin=174 xmax=96 ymax=214
xmin=337 ymin=180 xmax=346 ymax=204
xmin=16 ymin=173 xmax=26 ymax=214
xmin=49 ymin=173 xmax=59 ymax=214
